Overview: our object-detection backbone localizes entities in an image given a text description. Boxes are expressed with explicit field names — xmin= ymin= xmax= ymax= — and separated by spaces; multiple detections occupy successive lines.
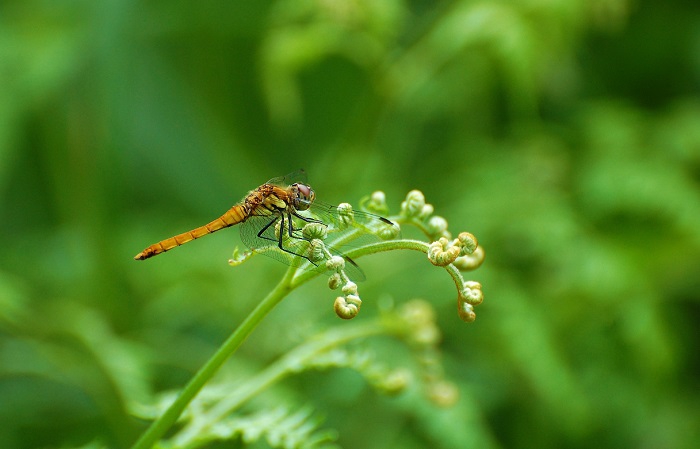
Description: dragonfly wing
xmin=240 ymin=215 xmax=297 ymax=266
xmin=308 ymin=201 xmax=401 ymax=244
xmin=239 ymin=213 xmax=366 ymax=281
xmin=297 ymin=201 xmax=401 ymax=281
xmin=266 ymin=169 xmax=308 ymax=187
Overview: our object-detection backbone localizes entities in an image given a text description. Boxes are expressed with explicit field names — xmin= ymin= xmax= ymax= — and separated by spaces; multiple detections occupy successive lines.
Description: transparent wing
xmin=240 ymin=171 xmax=398 ymax=282
xmin=239 ymin=213 xmax=367 ymax=281
xmin=266 ymin=169 xmax=308 ymax=187
xmin=307 ymin=200 xmax=401 ymax=248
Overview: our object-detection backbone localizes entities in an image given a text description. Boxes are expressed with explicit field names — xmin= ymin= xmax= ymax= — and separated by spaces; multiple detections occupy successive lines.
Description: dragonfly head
xmin=293 ymin=183 xmax=315 ymax=210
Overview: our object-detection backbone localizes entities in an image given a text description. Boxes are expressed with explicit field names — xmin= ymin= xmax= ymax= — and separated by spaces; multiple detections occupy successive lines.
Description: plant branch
xmin=172 ymin=320 xmax=386 ymax=447
xmin=290 ymin=239 xmax=430 ymax=288
xmin=130 ymin=263 xmax=298 ymax=449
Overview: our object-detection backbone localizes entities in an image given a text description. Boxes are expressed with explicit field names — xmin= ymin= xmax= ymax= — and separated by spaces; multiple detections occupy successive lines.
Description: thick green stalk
xmin=130 ymin=264 xmax=298 ymax=449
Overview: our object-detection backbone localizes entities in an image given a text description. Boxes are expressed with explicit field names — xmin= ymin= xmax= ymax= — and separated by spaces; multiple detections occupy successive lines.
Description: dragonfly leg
xmin=292 ymin=211 xmax=324 ymax=225
xmin=280 ymin=211 xmax=319 ymax=265
xmin=256 ymin=216 xmax=280 ymax=244
xmin=255 ymin=214 xmax=303 ymax=244
xmin=286 ymin=212 xmax=318 ymax=266
xmin=255 ymin=212 xmax=318 ymax=265
xmin=286 ymin=210 xmax=296 ymax=238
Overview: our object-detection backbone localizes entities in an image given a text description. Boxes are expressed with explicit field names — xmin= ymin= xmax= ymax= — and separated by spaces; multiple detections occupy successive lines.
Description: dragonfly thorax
xmin=292 ymin=183 xmax=315 ymax=211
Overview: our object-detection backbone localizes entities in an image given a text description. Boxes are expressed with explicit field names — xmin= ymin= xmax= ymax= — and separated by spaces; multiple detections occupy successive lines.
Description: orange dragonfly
xmin=134 ymin=170 xmax=399 ymax=280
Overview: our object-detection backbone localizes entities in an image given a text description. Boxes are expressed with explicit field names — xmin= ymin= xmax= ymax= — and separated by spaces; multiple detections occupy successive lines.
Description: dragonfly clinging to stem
xmin=134 ymin=170 xmax=400 ymax=280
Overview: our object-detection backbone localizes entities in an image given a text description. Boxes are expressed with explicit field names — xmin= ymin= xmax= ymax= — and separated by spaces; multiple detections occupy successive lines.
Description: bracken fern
xmin=129 ymin=187 xmax=485 ymax=449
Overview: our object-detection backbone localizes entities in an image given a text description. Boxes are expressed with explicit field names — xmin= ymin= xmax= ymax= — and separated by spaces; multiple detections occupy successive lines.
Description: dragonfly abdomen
xmin=134 ymin=205 xmax=248 ymax=260
xmin=134 ymin=183 xmax=294 ymax=261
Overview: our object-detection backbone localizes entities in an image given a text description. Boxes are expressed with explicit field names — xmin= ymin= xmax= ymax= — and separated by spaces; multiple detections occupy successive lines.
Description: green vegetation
xmin=1 ymin=1 xmax=698 ymax=448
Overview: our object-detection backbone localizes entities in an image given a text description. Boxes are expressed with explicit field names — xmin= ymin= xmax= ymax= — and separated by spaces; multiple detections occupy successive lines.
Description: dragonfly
xmin=134 ymin=170 xmax=400 ymax=281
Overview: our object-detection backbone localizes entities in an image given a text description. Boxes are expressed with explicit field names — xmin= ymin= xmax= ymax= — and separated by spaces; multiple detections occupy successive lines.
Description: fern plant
xmin=129 ymin=187 xmax=485 ymax=449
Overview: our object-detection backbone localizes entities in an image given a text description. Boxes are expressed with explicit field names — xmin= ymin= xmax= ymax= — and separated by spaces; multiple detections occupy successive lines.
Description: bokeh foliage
xmin=1 ymin=0 xmax=699 ymax=448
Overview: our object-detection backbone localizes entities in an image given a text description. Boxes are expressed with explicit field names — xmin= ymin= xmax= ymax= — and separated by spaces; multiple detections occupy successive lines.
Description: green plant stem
xmin=173 ymin=320 xmax=386 ymax=447
xmin=131 ymin=237 xmax=466 ymax=449
xmin=130 ymin=264 xmax=298 ymax=449
xmin=291 ymin=239 xmax=430 ymax=287
xmin=341 ymin=239 xmax=467 ymax=295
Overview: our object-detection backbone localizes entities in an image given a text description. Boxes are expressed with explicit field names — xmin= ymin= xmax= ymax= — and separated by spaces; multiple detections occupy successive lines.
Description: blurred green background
xmin=1 ymin=0 xmax=699 ymax=448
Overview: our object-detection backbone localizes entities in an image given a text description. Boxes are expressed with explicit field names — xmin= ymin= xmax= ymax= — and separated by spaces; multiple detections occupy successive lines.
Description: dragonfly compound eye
xmin=296 ymin=183 xmax=312 ymax=198
xmin=294 ymin=183 xmax=315 ymax=208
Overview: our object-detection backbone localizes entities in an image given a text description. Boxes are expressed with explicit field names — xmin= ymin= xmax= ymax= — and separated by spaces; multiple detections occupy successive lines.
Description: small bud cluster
xmin=302 ymin=222 xmax=328 ymax=241
xmin=336 ymin=202 xmax=355 ymax=230
xmin=325 ymin=256 xmax=363 ymax=319
xmin=427 ymin=232 xmax=483 ymax=269
xmin=397 ymin=190 xmax=485 ymax=321
xmin=427 ymin=237 xmax=461 ymax=266
xmin=457 ymin=281 xmax=482 ymax=323
xmin=334 ymin=289 xmax=362 ymax=319
xmin=358 ymin=195 xmax=401 ymax=240
xmin=401 ymin=190 xmax=442 ymax=234
xmin=361 ymin=191 xmax=390 ymax=216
